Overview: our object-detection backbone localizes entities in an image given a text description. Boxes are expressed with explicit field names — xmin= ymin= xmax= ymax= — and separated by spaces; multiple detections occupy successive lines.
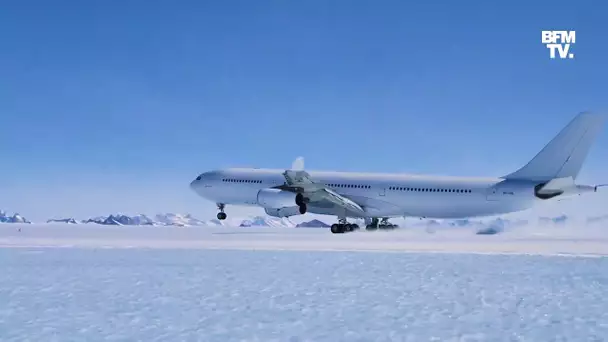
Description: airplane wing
xmin=277 ymin=158 xmax=367 ymax=216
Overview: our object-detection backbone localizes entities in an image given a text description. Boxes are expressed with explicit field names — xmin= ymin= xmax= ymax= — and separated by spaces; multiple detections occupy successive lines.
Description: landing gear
xmin=216 ymin=203 xmax=227 ymax=220
xmin=330 ymin=218 xmax=360 ymax=234
xmin=366 ymin=217 xmax=398 ymax=230
xmin=296 ymin=193 xmax=307 ymax=214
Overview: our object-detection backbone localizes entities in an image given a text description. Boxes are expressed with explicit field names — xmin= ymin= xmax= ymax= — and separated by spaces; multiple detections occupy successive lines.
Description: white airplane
xmin=190 ymin=112 xmax=606 ymax=234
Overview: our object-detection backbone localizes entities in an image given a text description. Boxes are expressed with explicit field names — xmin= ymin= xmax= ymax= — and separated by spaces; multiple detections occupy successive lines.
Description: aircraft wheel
xmin=331 ymin=224 xmax=344 ymax=234
xmin=217 ymin=212 xmax=227 ymax=220
xmin=295 ymin=193 xmax=305 ymax=206
xmin=366 ymin=224 xmax=378 ymax=231
xmin=299 ymin=204 xmax=307 ymax=214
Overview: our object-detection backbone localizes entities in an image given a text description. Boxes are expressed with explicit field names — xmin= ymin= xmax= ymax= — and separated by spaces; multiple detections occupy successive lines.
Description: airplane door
xmin=379 ymin=187 xmax=386 ymax=196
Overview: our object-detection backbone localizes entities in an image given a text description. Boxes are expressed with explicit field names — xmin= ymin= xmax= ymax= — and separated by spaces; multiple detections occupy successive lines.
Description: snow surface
xmin=1 ymin=224 xmax=608 ymax=341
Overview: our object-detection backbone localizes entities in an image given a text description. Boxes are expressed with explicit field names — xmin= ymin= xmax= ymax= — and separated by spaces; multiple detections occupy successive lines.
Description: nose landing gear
xmin=216 ymin=203 xmax=227 ymax=220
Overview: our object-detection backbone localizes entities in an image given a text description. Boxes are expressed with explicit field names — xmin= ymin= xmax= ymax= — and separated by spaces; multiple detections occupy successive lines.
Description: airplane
xmin=190 ymin=112 xmax=607 ymax=234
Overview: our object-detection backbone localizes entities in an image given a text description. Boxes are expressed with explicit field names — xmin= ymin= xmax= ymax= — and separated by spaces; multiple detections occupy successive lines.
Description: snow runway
xmin=2 ymin=223 xmax=608 ymax=256
xmin=1 ymin=224 xmax=608 ymax=340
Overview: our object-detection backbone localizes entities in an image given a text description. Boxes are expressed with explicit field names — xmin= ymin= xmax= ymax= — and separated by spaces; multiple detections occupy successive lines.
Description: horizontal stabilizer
xmin=504 ymin=112 xmax=606 ymax=182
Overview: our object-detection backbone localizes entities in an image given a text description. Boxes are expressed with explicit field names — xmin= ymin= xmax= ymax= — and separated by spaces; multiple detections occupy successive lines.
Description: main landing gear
xmin=365 ymin=217 xmax=398 ymax=230
xmin=216 ymin=203 xmax=227 ymax=220
xmin=330 ymin=218 xmax=360 ymax=234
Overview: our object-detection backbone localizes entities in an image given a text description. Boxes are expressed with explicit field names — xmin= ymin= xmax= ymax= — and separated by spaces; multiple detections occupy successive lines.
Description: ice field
xmin=2 ymin=224 xmax=608 ymax=341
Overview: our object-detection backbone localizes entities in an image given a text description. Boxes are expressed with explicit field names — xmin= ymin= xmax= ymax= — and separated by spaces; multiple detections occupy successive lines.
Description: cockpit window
xmin=196 ymin=176 xmax=202 ymax=181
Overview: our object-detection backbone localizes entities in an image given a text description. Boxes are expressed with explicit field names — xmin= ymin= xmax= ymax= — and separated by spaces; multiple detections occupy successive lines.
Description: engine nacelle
xmin=257 ymin=188 xmax=298 ymax=209
xmin=265 ymin=206 xmax=303 ymax=218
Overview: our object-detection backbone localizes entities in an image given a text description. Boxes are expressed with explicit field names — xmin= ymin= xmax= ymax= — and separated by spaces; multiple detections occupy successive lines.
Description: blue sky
xmin=1 ymin=0 xmax=607 ymax=221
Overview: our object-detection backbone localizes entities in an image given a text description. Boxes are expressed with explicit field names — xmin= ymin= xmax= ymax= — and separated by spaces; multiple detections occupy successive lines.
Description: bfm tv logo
xmin=541 ymin=30 xmax=575 ymax=59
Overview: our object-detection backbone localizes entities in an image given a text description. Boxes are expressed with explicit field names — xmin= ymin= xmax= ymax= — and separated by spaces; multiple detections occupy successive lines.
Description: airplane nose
xmin=190 ymin=174 xmax=204 ymax=190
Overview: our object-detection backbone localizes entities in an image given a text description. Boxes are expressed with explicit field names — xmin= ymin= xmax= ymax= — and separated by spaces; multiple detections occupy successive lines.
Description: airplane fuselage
xmin=189 ymin=112 xmax=604 ymax=230
xmin=191 ymin=168 xmax=541 ymax=219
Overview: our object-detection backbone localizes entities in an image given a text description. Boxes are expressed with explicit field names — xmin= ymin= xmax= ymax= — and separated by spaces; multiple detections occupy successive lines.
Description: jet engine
xmin=257 ymin=188 xmax=299 ymax=208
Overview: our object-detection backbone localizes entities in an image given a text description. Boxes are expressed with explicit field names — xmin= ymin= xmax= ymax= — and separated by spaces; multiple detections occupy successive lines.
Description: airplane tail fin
xmin=291 ymin=156 xmax=305 ymax=171
xmin=503 ymin=111 xmax=606 ymax=182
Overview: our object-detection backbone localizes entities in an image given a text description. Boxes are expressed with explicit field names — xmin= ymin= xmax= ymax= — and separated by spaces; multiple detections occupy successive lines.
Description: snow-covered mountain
xmin=296 ymin=219 xmax=331 ymax=228
xmin=47 ymin=218 xmax=79 ymax=224
xmin=83 ymin=214 xmax=156 ymax=226
xmin=153 ymin=213 xmax=207 ymax=227
xmin=0 ymin=210 xmax=31 ymax=224
xmin=239 ymin=216 xmax=296 ymax=228
xmin=81 ymin=213 xmax=208 ymax=227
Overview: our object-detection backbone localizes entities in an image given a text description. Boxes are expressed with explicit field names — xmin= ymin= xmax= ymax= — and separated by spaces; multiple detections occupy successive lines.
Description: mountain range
xmin=2 ymin=210 xmax=608 ymax=232
xmin=0 ymin=210 xmax=31 ymax=224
